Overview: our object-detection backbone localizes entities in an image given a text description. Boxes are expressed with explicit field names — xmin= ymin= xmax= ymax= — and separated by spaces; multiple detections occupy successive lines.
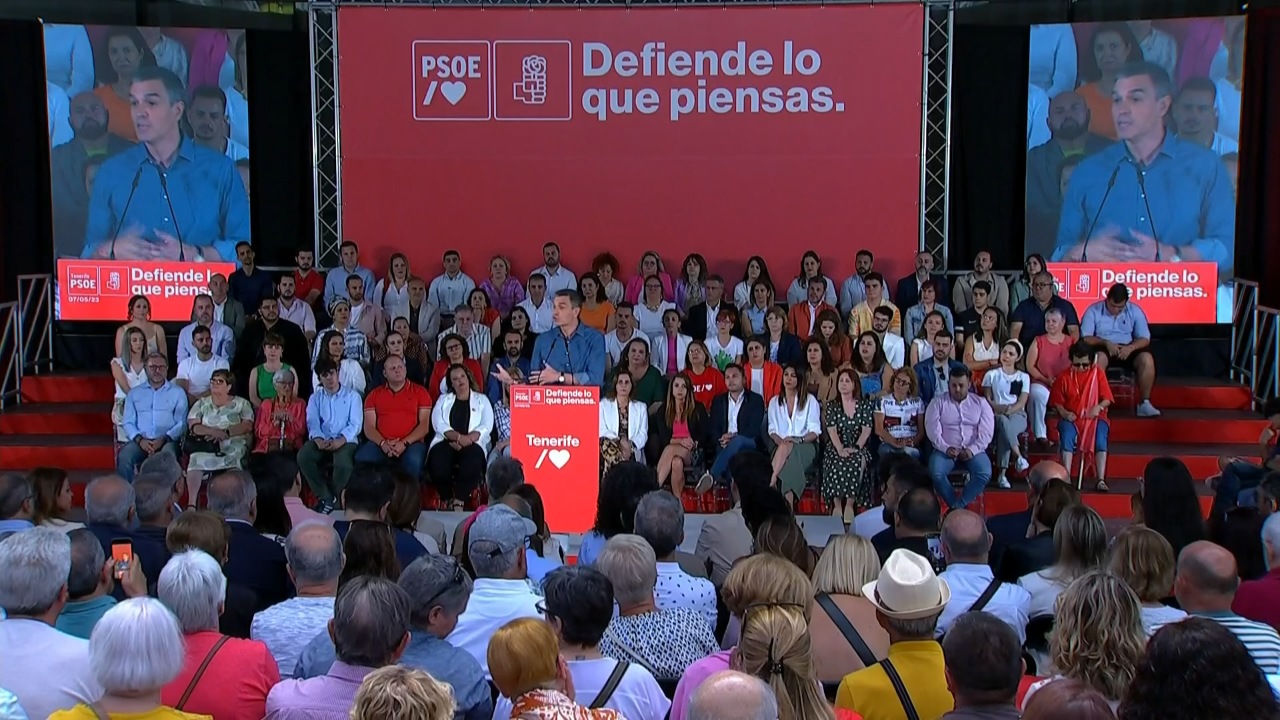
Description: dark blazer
xmin=707 ymin=390 xmax=766 ymax=460
xmin=86 ymin=522 xmax=170 ymax=601
xmin=646 ymin=402 xmax=712 ymax=466
xmin=986 ymin=509 xmax=1033 ymax=574
xmin=762 ymin=332 xmax=803 ymax=369
xmin=193 ymin=299 xmax=246 ymax=339
xmin=682 ymin=302 xmax=739 ymax=342
xmin=233 ymin=318 xmax=314 ymax=398
xmin=913 ymin=359 xmax=967 ymax=407
xmin=997 ymin=531 xmax=1055 ymax=583
xmin=223 ymin=520 xmax=293 ymax=612
xmin=895 ymin=273 xmax=951 ymax=312
xmin=220 ymin=582 xmax=258 ymax=639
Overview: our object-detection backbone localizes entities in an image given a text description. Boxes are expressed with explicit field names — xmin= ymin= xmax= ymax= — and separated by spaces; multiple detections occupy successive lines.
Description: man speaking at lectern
xmin=494 ymin=289 xmax=604 ymax=387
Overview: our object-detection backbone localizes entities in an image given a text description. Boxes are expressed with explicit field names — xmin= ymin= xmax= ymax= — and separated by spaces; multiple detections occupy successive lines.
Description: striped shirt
xmin=1191 ymin=611 xmax=1280 ymax=673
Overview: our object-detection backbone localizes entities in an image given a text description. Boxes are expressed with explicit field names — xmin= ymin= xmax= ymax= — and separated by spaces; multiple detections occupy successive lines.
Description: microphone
xmin=1133 ymin=163 xmax=1162 ymax=261
xmin=1080 ymin=157 xmax=1126 ymax=263
xmin=153 ymin=163 xmax=187 ymax=262
xmin=108 ymin=163 xmax=147 ymax=261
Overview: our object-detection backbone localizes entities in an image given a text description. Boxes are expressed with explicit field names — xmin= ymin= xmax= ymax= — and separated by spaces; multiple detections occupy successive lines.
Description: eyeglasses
xmin=1072 ymin=361 xmax=1092 ymax=369
xmin=1032 ymin=282 xmax=1054 ymax=289
xmin=420 ymin=558 xmax=467 ymax=610
xmin=535 ymin=600 xmax=556 ymax=619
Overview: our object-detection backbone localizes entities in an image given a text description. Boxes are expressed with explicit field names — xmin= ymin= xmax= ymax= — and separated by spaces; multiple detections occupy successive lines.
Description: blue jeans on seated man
xmin=928 ymin=450 xmax=992 ymax=509
xmin=117 ymin=438 xmax=179 ymax=482
xmin=354 ymin=440 xmax=427 ymax=478
xmin=709 ymin=435 xmax=759 ymax=484
xmin=1214 ymin=460 xmax=1270 ymax=514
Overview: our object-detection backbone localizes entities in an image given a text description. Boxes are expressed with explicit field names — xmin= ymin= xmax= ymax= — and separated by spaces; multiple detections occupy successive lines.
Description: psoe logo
xmin=65 ymin=266 xmax=99 ymax=296
xmin=513 ymin=388 xmax=531 ymax=407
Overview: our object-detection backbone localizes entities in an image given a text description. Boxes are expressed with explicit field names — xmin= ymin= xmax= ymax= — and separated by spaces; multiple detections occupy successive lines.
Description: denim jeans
xmin=1056 ymin=418 xmax=1110 ymax=453
xmin=1214 ymin=460 xmax=1269 ymax=514
xmin=354 ymin=440 xmax=427 ymax=478
xmin=928 ymin=451 xmax=993 ymax=509
xmin=709 ymin=435 xmax=759 ymax=483
xmin=116 ymin=439 xmax=178 ymax=482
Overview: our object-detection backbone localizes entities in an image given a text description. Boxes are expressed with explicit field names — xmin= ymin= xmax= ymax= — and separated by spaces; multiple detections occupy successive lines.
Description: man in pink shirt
xmin=925 ymin=366 xmax=995 ymax=510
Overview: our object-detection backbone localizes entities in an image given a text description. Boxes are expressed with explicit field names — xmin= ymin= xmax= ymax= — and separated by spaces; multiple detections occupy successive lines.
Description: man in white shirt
xmin=532 ymin=242 xmax=577 ymax=294
xmin=438 ymin=305 xmax=491 ymax=371
xmin=1174 ymin=77 xmax=1239 ymax=157
xmin=188 ymin=87 xmax=249 ymax=161
xmin=0 ymin=528 xmax=102 ymax=719
xmin=634 ymin=491 xmax=717 ymax=631
xmin=838 ymin=249 xmax=877 ymax=317
xmin=427 ymin=250 xmax=476 ymax=325
xmin=178 ymin=294 xmax=235 ymax=362
xmin=872 ymin=306 xmax=906 ymax=369
xmin=934 ymin=509 xmax=1032 ymax=643
xmin=252 ymin=523 xmax=343 ymax=679
xmin=446 ymin=505 xmax=541 ymax=678
xmin=605 ymin=302 xmax=646 ymax=368
xmin=517 ymin=274 xmax=554 ymax=334
xmin=175 ymin=325 xmax=229 ymax=402
xmin=276 ymin=274 xmax=317 ymax=343
xmin=323 ymin=241 xmax=376 ymax=307
xmin=404 ymin=277 xmax=442 ymax=348
xmin=138 ymin=27 xmax=189 ymax=86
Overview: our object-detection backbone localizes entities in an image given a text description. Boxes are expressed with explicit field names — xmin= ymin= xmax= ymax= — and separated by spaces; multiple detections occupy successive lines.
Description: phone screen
xmin=924 ymin=533 xmax=946 ymax=572
xmin=111 ymin=539 xmax=133 ymax=580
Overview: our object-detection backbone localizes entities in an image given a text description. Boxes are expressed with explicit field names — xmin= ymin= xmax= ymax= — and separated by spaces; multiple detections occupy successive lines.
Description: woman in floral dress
xmin=823 ymin=368 xmax=875 ymax=523
xmin=184 ymin=369 xmax=254 ymax=508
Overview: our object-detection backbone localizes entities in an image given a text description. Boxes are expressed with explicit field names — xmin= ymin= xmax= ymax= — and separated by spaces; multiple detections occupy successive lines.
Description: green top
xmin=613 ymin=364 xmax=666 ymax=407
xmin=256 ymin=362 xmax=292 ymax=401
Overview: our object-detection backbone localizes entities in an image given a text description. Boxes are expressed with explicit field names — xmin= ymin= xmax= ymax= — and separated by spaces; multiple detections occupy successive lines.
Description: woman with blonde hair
xmin=488 ymin=618 xmax=621 ymax=720
xmin=350 ymin=665 xmax=456 ymax=720
xmin=625 ymin=251 xmax=674 ymax=304
xmin=736 ymin=604 xmax=835 ymax=720
xmin=1019 ymin=503 xmax=1109 ymax=619
xmin=809 ymin=535 xmax=889 ymax=682
xmin=481 ymin=254 xmax=526 ymax=317
xmin=1107 ymin=525 xmax=1186 ymax=636
xmin=1022 ymin=570 xmax=1147 ymax=711
xmin=372 ymin=252 xmax=413 ymax=319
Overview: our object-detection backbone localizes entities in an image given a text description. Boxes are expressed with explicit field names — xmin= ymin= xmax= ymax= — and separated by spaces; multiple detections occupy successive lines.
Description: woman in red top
xmin=1027 ymin=307 xmax=1074 ymax=446
xmin=468 ymin=288 xmax=502 ymax=339
xmin=252 ymin=369 xmax=306 ymax=453
xmin=816 ymin=309 xmax=852 ymax=367
xmin=1050 ymin=340 xmax=1113 ymax=492
xmin=651 ymin=373 xmax=710 ymax=496
xmin=684 ymin=340 xmax=726 ymax=409
xmin=743 ymin=337 xmax=783 ymax=403
xmin=428 ymin=333 xmax=483 ymax=402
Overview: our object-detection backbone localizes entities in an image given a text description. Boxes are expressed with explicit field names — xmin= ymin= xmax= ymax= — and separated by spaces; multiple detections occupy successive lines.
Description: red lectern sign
xmin=510 ymin=385 xmax=600 ymax=534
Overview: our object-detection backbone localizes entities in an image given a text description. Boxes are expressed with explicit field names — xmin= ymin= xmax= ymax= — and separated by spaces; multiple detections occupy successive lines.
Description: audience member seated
xmin=404 ymin=276 xmax=443 ymax=349
xmin=599 ymin=370 xmax=650 ymax=479
xmin=867 ymin=307 xmax=905 ymax=370
xmin=752 ymin=513 xmax=818 ymax=580
xmin=118 ymin=353 xmax=187 ymax=482
xmin=346 ymin=275 xmax=388 ymax=354
xmin=245 ymin=333 xmax=296 ymax=409
xmin=986 ymin=461 xmax=1067 ymax=571
xmin=875 ymin=367 xmax=926 ymax=460
xmin=179 ymin=294 xmax=236 ymax=363
xmin=953 ymin=280 xmax=993 ymax=347
xmin=1017 ymin=504 xmax=1108 ymax=624
xmin=577 ymin=274 xmax=616 ymax=334
xmin=265 ymin=576 xmax=411 ymax=720
xmin=740 ymin=280 xmax=775 ymax=337
xmin=904 ymin=282 xmax=955 ymax=352
xmin=489 ymin=618 xmax=622 ymax=720
xmin=165 ymin=510 xmax=258 ymax=639
xmin=322 ymin=242 xmax=373 ymax=307
xmin=491 ymin=495 xmax=556 ymax=583
xmin=605 ymin=302 xmax=647 ymax=370
xmin=577 ymin=462 xmax=659 ymax=565
xmin=467 ymin=287 xmax=503 ymax=339
xmin=1050 ymin=341 xmax=1113 ymax=491
xmin=516 ymin=273 xmax=555 ymax=334
xmin=834 ymin=549 xmax=953 ymax=719
xmin=848 ymin=272 xmax=900 ymax=339
xmin=1007 ymin=255 xmax=1044 ymax=320
xmin=925 ymin=367 xmax=995 ymax=509
xmin=908 ymin=308 xmax=955 ymax=369
xmin=809 ymin=535 xmax=889 ymax=683
xmin=237 ymin=296 xmax=311 ymax=399
xmin=277 ymin=274 xmax=318 ymax=344
xmin=426 ymin=334 xmax=483 ymax=401
xmin=1009 ymin=270 xmax=1080 ymax=348
xmin=852 ymin=453 xmax=916 ymax=539
xmin=207 ymin=274 xmax=247 ymax=340
xmin=1214 ymin=398 xmax=1280 ymax=515
xmin=695 ymin=452 xmax=781 ymax=586
xmin=486 ymin=329 xmax=530 ymax=405
xmin=0 ymin=474 xmax=34 ymax=534
xmin=869 ymin=461 xmax=937 ymax=561
xmin=835 ymin=250 xmax=876 ymax=317
xmin=1108 ymin=526 xmax=1186 ymax=637
xmin=116 ymin=295 xmax=167 ymax=359
xmin=815 ymin=309 xmax=853 ymax=367
xmin=766 ymin=365 xmax=821 ymax=508
xmin=914 ymin=330 xmax=965 ymax=407
xmin=249 ymin=523 xmax=343 ymax=679
xmin=687 ymin=670 xmax=780 ymax=720
xmin=57 ymin=528 xmax=145 ymax=639
xmin=652 ymin=309 xmax=693 ymax=376
xmin=953 ymin=251 xmax=1011 ymax=315
xmin=984 ymin=340 xmax=1032 ymax=487
xmin=299 ymin=358 xmax=364 ymax=513
xmin=1081 ymin=283 xmax=1160 ymax=417
xmin=625 ymin=252 xmax=673 ymax=305
xmin=804 ymin=339 xmax=838 ymax=403
xmin=1140 ymin=457 xmax=1208 ymax=562
xmin=675 ymin=254 xmax=710 ymax=315
xmin=175 ymin=325 xmax=229 ymax=405
xmin=372 ymin=330 xmax=428 ymax=387
xmin=1119 ymin=617 xmax=1280 ymax=720
xmin=730 ymin=585 xmax=837 ymax=720
xmin=314 ymin=330 xmax=368 ymax=397
xmin=633 ymin=274 xmax=678 ymax=341
xmin=996 ymin=479 xmax=1077 ymax=583
xmin=354 ymin=356 xmax=431 ymax=478
xmin=333 ymin=467 xmax=431 ymax=568
xmin=208 ymin=471 xmax=292 ymax=612
xmin=634 ymin=492 xmax=717 ymax=630
xmin=612 ymin=338 xmax=666 ymax=412
xmin=939 ymin=611 xmax=1024 ymax=720
xmin=1173 ymin=540 xmax=1280 ymax=672
xmin=46 ymin=597 xmax=187 ymax=720
xmin=935 ymin=510 xmax=1032 ymax=643
xmin=84 ymin=475 xmax=169 ymax=599
xmin=742 ymin=337 xmax=783 ymax=403
xmin=822 ymin=368 xmax=876 ymax=521
xmin=426 ymin=364 xmax=494 ymax=512
xmin=788 ymin=275 xmax=837 ymax=338
xmin=762 ymin=306 xmax=803 ymax=368
xmin=437 ymin=305 xmax=491 ymax=375
xmin=700 ymin=364 xmax=765 ymax=492
xmin=595 ymin=534 xmax=718 ymax=680
xmin=649 ymin=375 xmax=710 ymax=495
xmin=184 ymin=368 xmax=254 ymax=510
xmin=447 ymin=457 xmax=529 ymax=565
xmin=895 ymin=250 xmax=949 ymax=315
xmin=111 ymin=327 xmax=150 ymax=444
xmin=427 ymin=250 xmax=476 ymax=326
xmin=371 ymin=253 xmax=414 ymax=321
xmin=156 ymin=550 xmax=279 ymax=718
xmin=318 ymin=297 xmax=371 ymax=369
xmin=681 ymin=275 xmax=727 ymax=343
xmin=130 ymin=466 xmax=184 ymax=549
xmin=385 ymin=471 xmax=444 ymax=554
xmin=253 ymin=370 xmax=307 ymax=453
xmin=1025 ymin=308 xmax=1072 ymax=447
xmin=351 ymin=665 xmax=458 ymax=720
xmin=480 ymin=254 xmax=526 ymax=317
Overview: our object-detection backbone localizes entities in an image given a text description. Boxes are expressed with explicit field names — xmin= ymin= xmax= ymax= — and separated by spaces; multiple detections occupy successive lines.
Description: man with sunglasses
xmin=1049 ymin=341 xmax=1113 ymax=492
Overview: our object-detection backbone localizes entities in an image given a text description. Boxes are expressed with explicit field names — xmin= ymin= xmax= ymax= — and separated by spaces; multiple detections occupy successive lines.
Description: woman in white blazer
xmin=599 ymin=370 xmax=649 ymax=480
xmin=650 ymin=308 xmax=692 ymax=375
xmin=767 ymin=364 xmax=822 ymax=507
xmin=427 ymin=363 xmax=495 ymax=512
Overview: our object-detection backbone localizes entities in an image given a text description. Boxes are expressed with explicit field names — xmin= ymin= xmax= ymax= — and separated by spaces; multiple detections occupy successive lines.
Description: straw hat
xmin=862 ymin=549 xmax=951 ymax=620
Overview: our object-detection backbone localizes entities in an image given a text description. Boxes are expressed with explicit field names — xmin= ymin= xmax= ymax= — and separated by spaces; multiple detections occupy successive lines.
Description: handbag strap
xmin=589 ymin=660 xmax=629 ymax=709
xmin=815 ymin=592 xmax=879 ymax=668
xmin=968 ymin=577 xmax=1003 ymax=614
xmin=176 ymin=635 xmax=231 ymax=710
xmin=604 ymin=626 xmax=658 ymax=677
xmin=879 ymin=659 xmax=921 ymax=720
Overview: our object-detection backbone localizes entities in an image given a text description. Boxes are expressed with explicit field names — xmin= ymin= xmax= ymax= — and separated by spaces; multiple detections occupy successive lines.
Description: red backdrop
xmin=337 ymin=5 xmax=925 ymax=284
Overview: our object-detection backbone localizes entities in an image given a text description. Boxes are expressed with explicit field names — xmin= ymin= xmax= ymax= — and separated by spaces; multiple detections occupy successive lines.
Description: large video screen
xmin=1025 ymin=17 xmax=1243 ymax=324
xmin=44 ymin=24 xmax=250 ymax=321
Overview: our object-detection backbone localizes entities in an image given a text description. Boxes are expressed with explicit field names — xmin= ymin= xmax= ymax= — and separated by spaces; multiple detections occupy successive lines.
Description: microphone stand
xmin=1080 ymin=157 xmax=1126 ymax=263
xmin=108 ymin=163 xmax=147 ymax=261
xmin=1133 ymin=163 xmax=1162 ymax=261
xmin=154 ymin=164 xmax=187 ymax=261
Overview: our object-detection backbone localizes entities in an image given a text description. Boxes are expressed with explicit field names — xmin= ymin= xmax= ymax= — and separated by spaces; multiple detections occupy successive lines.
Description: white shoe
xmin=1136 ymin=401 xmax=1161 ymax=418
xmin=694 ymin=472 xmax=714 ymax=495
xmin=1015 ymin=456 xmax=1030 ymax=472
xmin=994 ymin=473 xmax=1011 ymax=489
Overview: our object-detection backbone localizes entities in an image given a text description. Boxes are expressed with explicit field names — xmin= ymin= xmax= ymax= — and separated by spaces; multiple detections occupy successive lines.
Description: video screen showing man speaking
xmin=1025 ymin=17 xmax=1244 ymax=324
xmin=44 ymin=24 xmax=251 ymax=263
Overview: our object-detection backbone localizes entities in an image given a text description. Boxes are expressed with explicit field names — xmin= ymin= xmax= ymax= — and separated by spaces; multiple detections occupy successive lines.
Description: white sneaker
xmin=694 ymin=472 xmax=714 ymax=496
xmin=994 ymin=473 xmax=1012 ymax=489
xmin=1015 ymin=456 xmax=1030 ymax=472
xmin=1136 ymin=400 xmax=1162 ymax=418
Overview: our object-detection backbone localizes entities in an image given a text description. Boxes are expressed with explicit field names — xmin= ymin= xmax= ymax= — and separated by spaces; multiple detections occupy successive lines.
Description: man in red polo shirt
xmin=355 ymin=355 xmax=432 ymax=476
xmin=292 ymin=248 xmax=325 ymax=313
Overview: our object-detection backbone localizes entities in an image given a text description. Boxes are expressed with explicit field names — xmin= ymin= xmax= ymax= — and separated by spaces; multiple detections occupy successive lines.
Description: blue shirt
xmin=530 ymin=322 xmax=606 ymax=387
xmin=123 ymin=380 xmax=189 ymax=440
xmin=229 ymin=267 xmax=276 ymax=313
xmin=1081 ymin=300 xmax=1150 ymax=345
xmin=177 ymin=321 xmax=236 ymax=363
xmin=323 ymin=265 xmax=376 ymax=307
xmin=305 ymin=386 xmax=363 ymax=443
xmin=82 ymin=137 xmax=249 ymax=261
xmin=486 ymin=356 xmax=531 ymax=405
xmin=576 ymin=530 xmax=608 ymax=566
xmin=1052 ymin=133 xmax=1235 ymax=268
xmin=55 ymin=595 xmax=116 ymax=639
xmin=0 ymin=519 xmax=34 ymax=534
xmin=525 ymin=546 xmax=560 ymax=584
xmin=292 ymin=629 xmax=493 ymax=720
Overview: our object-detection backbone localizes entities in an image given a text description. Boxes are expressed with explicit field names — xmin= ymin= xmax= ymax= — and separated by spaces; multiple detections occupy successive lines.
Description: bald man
xmin=254 ymin=523 xmax=345 ymax=678
xmin=1025 ymin=90 xmax=1114 ymax=259
xmin=935 ymin=510 xmax=1031 ymax=643
xmin=688 ymin=670 xmax=778 ymax=720
xmin=82 ymin=474 xmax=169 ymax=600
xmin=1174 ymin=540 xmax=1280 ymax=672
xmin=986 ymin=460 xmax=1069 ymax=571
xmin=51 ymin=91 xmax=135 ymax=258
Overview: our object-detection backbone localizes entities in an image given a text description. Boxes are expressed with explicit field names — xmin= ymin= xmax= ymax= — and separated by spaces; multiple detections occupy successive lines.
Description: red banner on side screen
xmin=336 ymin=6 xmax=925 ymax=281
